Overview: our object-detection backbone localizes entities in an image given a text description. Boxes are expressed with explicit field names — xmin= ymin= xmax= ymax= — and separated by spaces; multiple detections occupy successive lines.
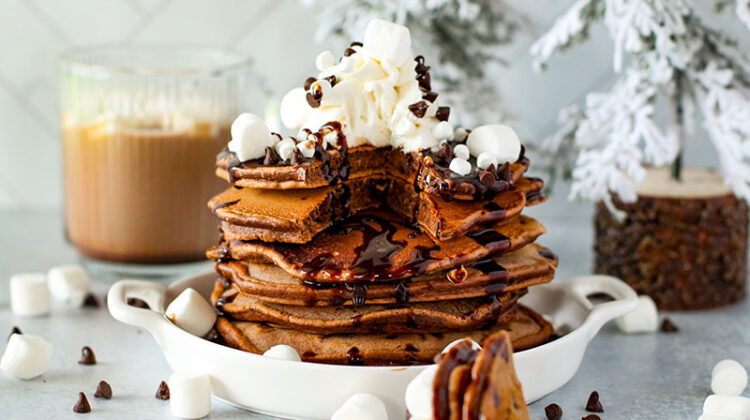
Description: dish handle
xmin=107 ymin=279 xmax=170 ymax=346
xmin=564 ymin=275 xmax=639 ymax=341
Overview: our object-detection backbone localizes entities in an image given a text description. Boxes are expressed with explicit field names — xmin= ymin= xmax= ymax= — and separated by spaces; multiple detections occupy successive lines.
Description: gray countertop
xmin=1 ymin=201 xmax=748 ymax=420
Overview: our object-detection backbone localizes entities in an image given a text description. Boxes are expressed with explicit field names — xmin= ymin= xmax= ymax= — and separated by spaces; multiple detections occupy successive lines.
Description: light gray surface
xmin=0 ymin=204 xmax=748 ymax=420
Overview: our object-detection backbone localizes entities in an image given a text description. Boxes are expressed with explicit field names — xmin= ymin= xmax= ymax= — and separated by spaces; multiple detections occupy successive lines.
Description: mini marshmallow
xmin=297 ymin=139 xmax=317 ymax=159
xmin=476 ymin=152 xmax=498 ymax=170
xmin=431 ymin=121 xmax=453 ymax=142
xmin=316 ymin=50 xmax=337 ymax=71
xmin=228 ymin=113 xmax=276 ymax=161
xmin=362 ymin=19 xmax=412 ymax=67
xmin=1 ymin=334 xmax=53 ymax=379
xmin=448 ymin=157 xmax=472 ymax=176
xmin=169 ymin=372 xmax=211 ymax=419
xmin=615 ymin=295 xmax=658 ymax=333
xmin=453 ymin=144 xmax=470 ymax=161
xmin=165 ymin=288 xmax=217 ymax=337
xmin=275 ymin=138 xmax=296 ymax=161
xmin=466 ymin=124 xmax=521 ymax=165
xmin=405 ymin=365 xmax=438 ymax=420
xmin=711 ymin=359 xmax=748 ymax=396
xmin=702 ymin=394 xmax=750 ymax=418
xmin=10 ymin=273 xmax=50 ymax=317
xmin=280 ymin=88 xmax=310 ymax=130
xmin=441 ymin=338 xmax=482 ymax=354
xmin=331 ymin=393 xmax=388 ymax=420
xmin=263 ymin=345 xmax=301 ymax=362
xmin=47 ymin=264 xmax=91 ymax=306
xmin=454 ymin=127 xmax=468 ymax=142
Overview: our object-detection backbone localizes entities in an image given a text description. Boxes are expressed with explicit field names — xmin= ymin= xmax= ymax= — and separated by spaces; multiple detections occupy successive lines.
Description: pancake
xmin=212 ymin=279 xmax=524 ymax=334
xmin=208 ymin=211 xmax=546 ymax=283
xmin=213 ymin=243 xmax=557 ymax=306
xmin=214 ymin=304 xmax=553 ymax=366
xmin=210 ymin=175 xmax=543 ymax=244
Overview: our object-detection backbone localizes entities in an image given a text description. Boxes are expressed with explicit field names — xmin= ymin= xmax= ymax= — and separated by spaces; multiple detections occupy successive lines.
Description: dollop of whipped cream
xmin=280 ymin=19 xmax=447 ymax=153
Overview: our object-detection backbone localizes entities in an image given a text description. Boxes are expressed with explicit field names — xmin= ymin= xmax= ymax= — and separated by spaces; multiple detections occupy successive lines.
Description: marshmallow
xmin=615 ymin=295 xmax=658 ymax=333
xmin=297 ymin=139 xmax=317 ymax=159
xmin=263 ymin=345 xmax=301 ymax=362
xmin=405 ymin=365 xmax=438 ymax=420
xmin=442 ymin=338 xmax=482 ymax=354
xmin=275 ymin=138 xmax=296 ymax=161
xmin=466 ymin=124 xmax=521 ymax=164
xmin=454 ymin=127 xmax=468 ymax=142
xmin=47 ymin=264 xmax=91 ymax=306
xmin=10 ymin=273 xmax=50 ymax=317
xmin=1 ymin=334 xmax=53 ymax=379
xmin=280 ymin=88 xmax=310 ymax=130
xmin=448 ymin=158 xmax=472 ymax=176
xmin=431 ymin=121 xmax=453 ymax=142
xmin=331 ymin=393 xmax=388 ymax=420
xmin=362 ymin=19 xmax=412 ymax=66
xmin=165 ymin=288 xmax=217 ymax=337
xmin=453 ymin=144 xmax=470 ymax=161
xmin=316 ymin=50 xmax=337 ymax=71
xmin=228 ymin=113 xmax=276 ymax=161
xmin=711 ymin=359 xmax=748 ymax=396
xmin=702 ymin=394 xmax=750 ymax=418
xmin=169 ymin=372 xmax=211 ymax=419
xmin=476 ymin=152 xmax=498 ymax=170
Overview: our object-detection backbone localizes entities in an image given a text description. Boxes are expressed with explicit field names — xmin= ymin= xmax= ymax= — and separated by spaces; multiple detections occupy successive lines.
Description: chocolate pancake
xmin=211 ymin=175 xmax=543 ymax=243
xmin=212 ymin=280 xmax=524 ymax=334
xmin=213 ymin=243 xmax=557 ymax=306
xmin=209 ymin=211 xmax=546 ymax=283
xmin=214 ymin=305 xmax=553 ymax=366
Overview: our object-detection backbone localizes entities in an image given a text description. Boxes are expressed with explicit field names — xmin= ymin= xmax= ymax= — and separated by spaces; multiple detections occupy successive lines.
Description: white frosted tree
xmin=531 ymin=0 xmax=750 ymax=204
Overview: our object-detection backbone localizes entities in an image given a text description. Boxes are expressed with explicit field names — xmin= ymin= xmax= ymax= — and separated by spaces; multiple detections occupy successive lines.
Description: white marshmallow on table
xmin=10 ymin=273 xmax=50 ymax=317
xmin=1 ymin=334 xmax=53 ymax=379
xmin=227 ymin=113 xmax=276 ymax=162
xmin=405 ymin=365 xmax=437 ymax=420
xmin=466 ymin=124 xmax=521 ymax=165
xmin=476 ymin=152 xmax=498 ymax=170
xmin=169 ymin=372 xmax=211 ymax=419
xmin=280 ymin=88 xmax=310 ymax=130
xmin=431 ymin=121 xmax=453 ymax=142
xmin=263 ymin=345 xmax=301 ymax=362
xmin=316 ymin=50 xmax=337 ymax=71
xmin=362 ymin=19 xmax=412 ymax=67
xmin=454 ymin=127 xmax=468 ymax=142
xmin=615 ymin=295 xmax=658 ymax=333
xmin=297 ymin=139 xmax=317 ymax=159
xmin=47 ymin=264 xmax=91 ymax=306
xmin=441 ymin=338 xmax=482 ymax=354
xmin=165 ymin=288 xmax=217 ymax=337
xmin=712 ymin=359 xmax=748 ymax=396
xmin=275 ymin=138 xmax=296 ymax=161
xmin=702 ymin=395 xmax=750 ymax=418
xmin=453 ymin=144 xmax=470 ymax=161
xmin=448 ymin=157 xmax=472 ymax=176
xmin=331 ymin=393 xmax=388 ymax=420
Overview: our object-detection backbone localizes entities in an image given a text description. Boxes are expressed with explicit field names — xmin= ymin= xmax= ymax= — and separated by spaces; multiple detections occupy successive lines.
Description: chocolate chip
xmin=155 ymin=381 xmax=170 ymax=400
xmin=479 ymin=170 xmax=496 ymax=187
xmin=263 ymin=146 xmax=279 ymax=166
xmin=82 ymin=293 xmax=99 ymax=308
xmin=350 ymin=41 xmax=363 ymax=47
xmin=343 ymin=47 xmax=356 ymax=57
xmin=437 ymin=142 xmax=453 ymax=161
xmin=408 ymin=101 xmax=429 ymax=118
xmin=325 ymin=75 xmax=337 ymax=87
xmin=417 ymin=72 xmax=431 ymax=90
xmin=304 ymin=76 xmax=316 ymax=90
xmin=8 ymin=326 xmax=21 ymax=341
xmin=290 ymin=148 xmax=304 ymax=166
xmin=79 ymin=346 xmax=97 ymax=365
xmin=414 ymin=55 xmax=430 ymax=74
xmin=585 ymin=391 xmax=603 ymax=412
xmin=306 ymin=92 xmax=321 ymax=108
xmin=126 ymin=297 xmax=149 ymax=309
xmin=661 ymin=317 xmax=679 ymax=332
xmin=94 ymin=381 xmax=112 ymax=399
xmin=545 ymin=403 xmax=563 ymax=420
xmin=582 ymin=415 xmax=601 ymax=420
xmin=422 ymin=90 xmax=438 ymax=102
xmin=73 ymin=392 xmax=91 ymax=413
xmin=435 ymin=106 xmax=450 ymax=122
xmin=499 ymin=162 xmax=511 ymax=181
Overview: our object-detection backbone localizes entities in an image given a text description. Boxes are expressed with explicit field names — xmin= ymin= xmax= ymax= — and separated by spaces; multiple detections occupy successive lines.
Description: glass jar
xmin=60 ymin=46 xmax=254 ymax=267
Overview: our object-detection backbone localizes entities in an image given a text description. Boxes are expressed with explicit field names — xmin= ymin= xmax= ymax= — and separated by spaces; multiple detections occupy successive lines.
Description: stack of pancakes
xmin=206 ymin=139 xmax=557 ymax=366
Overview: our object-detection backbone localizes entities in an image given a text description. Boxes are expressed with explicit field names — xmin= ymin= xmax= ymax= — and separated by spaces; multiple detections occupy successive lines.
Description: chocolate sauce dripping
xmin=212 ymin=199 xmax=239 ymax=212
xmin=346 ymin=347 xmax=364 ymax=365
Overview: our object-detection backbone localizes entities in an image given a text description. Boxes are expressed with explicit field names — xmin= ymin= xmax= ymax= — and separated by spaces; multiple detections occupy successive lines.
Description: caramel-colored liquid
xmin=63 ymin=119 xmax=227 ymax=263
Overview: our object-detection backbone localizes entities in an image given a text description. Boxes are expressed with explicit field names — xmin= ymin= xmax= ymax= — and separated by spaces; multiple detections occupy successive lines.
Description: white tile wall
xmin=0 ymin=0 xmax=747 ymax=210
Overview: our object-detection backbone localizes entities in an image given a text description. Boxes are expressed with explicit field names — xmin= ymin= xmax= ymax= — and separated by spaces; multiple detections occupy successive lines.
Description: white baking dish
xmin=108 ymin=272 xmax=637 ymax=419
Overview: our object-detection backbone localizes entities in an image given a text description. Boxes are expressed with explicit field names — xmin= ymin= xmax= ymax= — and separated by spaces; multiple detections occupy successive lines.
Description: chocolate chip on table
xmin=73 ymin=392 xmax=91 ymax=413
xmin=8 ymin=326 xmax=22 ymax=340
xmin=94 ymin=381 xmax=112 ymax=399
xmin=408 ymin=101 xmax=429 ymax=118
xmin=435 ymin=106 xmax=450 ymax=122
xmin=155 ymin=381 xmax=170 ymax=400
xmin=544 ymin=403 xmax=563 ymax=420
xmin=582 ymin=415 xmax=601 ymax=420
xmin=303 ymin=76 xmax=317 ymax=90
xmin=126 ymin=297 xmax=150 ymax=310
xmin=660 ymin=317 xmax=679 ymax=332
xmin=82 ymin=293 xmax=99 ymax=308
xmin=585 ymin=391 xmax=604 ymax=412
xmin=79 ymin=346 xmax=97 ymax=365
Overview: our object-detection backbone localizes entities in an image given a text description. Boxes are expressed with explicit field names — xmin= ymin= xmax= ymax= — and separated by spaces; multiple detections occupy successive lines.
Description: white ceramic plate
xmin=108 ymin=272 xmax=637 ymax=419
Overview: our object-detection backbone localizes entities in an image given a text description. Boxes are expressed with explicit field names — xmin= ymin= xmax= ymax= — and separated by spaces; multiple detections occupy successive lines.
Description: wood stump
xmin=594 ymin=168 xmax=748 ymax=310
